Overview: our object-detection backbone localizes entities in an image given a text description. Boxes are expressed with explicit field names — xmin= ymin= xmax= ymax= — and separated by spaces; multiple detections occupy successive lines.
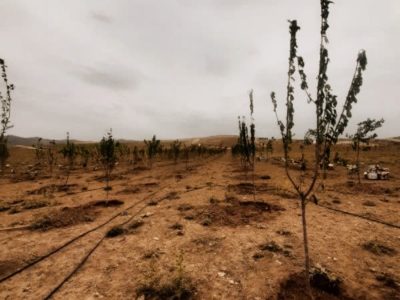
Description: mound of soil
xmin=277 ymin=272 xmax=353 ymax=300
xmin=92 ymin=173 xmax=127 ymax=182
xmin=21 ymin=199 xmax=51 ymax=210
xmin=118 ymin=186 xmax=141 ymax=194
xmin=117 ymin=182 xmax=159 ymax=195
xmin=333 ymin=182 xmax=393 ymax=195
xmin=30 ymin=205 xmax=98 ymax=231
xmin=132 ymin=166 xmax=151 ymax=172
xmin=177 ymin=204 xmax=194 ymax=212
xmin=164 ymin=191 xmax=180 ymax=200
xmin=227 ymin=182 xmax=270 ymax=195
xmin=239 ymin=200 xmax=284 ymax=211
xmin=1 ymin=199 xmax=51 ymax=213
xmin=191 ymin=200 xmax=284 ymax=227
xmin=227 ymin=183 xmax=297 ymax=199
xmin=362 ymin=241 xmax=397 ymax=256
xmin=86 ymin=199 xmax=124 ymax=208
xmin=26 ymin=184 xmax=79 ymax=195
xmin=0 ymin=260 xmax=19 ymax=278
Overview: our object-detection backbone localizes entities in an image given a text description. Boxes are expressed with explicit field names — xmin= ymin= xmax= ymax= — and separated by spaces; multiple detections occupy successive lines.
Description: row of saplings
xmin=27 ymin=132 xmax=227 ymax=192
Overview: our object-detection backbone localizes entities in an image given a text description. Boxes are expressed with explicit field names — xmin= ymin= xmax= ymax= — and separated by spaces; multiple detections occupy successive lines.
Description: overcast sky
xmin=0 ymin=0 xmax=399 ymax=140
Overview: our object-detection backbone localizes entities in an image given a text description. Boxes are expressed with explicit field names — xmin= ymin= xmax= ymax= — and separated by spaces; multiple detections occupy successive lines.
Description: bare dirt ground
xmin=0 ymin=140 xmax=399 ymax=299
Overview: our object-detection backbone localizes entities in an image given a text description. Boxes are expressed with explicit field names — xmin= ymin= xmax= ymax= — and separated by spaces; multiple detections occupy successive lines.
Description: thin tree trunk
xmin=65 ymin=167 xmax=70 ymax=186
xmin=252 ymin=157 xmax=256 ymax=201
xmin=356 ymin=141 xmax=361 ymax=184
xmin=106 ymin=169 xmax=110 ymax=201
xmin=301 ymin=195 xmax=312 ymax=299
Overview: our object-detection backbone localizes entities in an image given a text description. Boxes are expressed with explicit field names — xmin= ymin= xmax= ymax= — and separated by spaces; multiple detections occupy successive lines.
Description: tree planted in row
xmin=47 ymin=140 xmax=57 ymax=175
xmin=144 ymin=135 xmax=161 ymax=168
xmin=0 ymin=58 xmax=14 ymax=175
xmin=234 ymin=90 xmax=256 ymax=172
xmin=171 ymin=140 xmax=182 ymax=164
xmin=78 ymin=145 xmax=90 ymax=169
xmin=269 ymin=0 xmax=368 ymax=295
xmin=34 ymin=138 xmax=45 ymax=166
xmin=349 ymin=118 xmax=384 ymax=183
xmin=99 ymin=129 xmax=117 ymax=200
xmin=266 ymin=138 xmax=274 ymax=160
xmin=60 ymin=132 xmax=77 ymax=186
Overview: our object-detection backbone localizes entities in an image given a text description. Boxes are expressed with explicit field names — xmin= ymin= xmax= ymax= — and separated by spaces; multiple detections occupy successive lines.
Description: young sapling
xmin=99 ymin=129 xmax=117 ymax=200
xmin=269 ymin=0 xmax=368 ymax=295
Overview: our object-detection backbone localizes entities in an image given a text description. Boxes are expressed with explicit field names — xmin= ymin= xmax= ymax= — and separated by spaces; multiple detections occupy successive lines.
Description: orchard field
xmin=1 ymin=1 xmax=399 ymax=299
xmin=0 ymin=137 xmax=399 ymax=299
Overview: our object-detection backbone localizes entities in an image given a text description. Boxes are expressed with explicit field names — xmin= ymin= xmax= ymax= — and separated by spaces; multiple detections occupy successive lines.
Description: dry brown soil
xmin=0 ymin=140 xmax=399 ymax=299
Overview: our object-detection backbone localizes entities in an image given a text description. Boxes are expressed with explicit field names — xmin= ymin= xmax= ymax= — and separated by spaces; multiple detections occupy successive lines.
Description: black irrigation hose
xmin=2 ymin=170 xmax=179 ymax=233
xmin=43 ymin=236 xmax=106 ymax=300
xmin=0 ymin=187 xmax=168 ymax=284
xmin=0 ymin=156 xmax=223 ymax=289
xmin=318 ymin=203 xmax=400 ymax=229
xmin=42 ymin=185 xmax=210 ymax=299
xmin=0 ymin=184 xmax=142 ymax=235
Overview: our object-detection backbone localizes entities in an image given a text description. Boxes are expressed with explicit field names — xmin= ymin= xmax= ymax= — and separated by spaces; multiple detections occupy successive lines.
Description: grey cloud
xmin=91 ymin=12 xmax=113 ymax=23
xmin=0 ymin=0 xmax=398 ymax=140
xmin=74 ymin=66 xmax=138 ymax=90
xmin=204 ymin=54 xmax=231 ymax=76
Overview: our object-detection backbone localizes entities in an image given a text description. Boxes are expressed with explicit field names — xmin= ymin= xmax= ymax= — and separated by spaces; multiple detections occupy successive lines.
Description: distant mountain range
xmin=6 ymin=135 xmax=91 ymax=146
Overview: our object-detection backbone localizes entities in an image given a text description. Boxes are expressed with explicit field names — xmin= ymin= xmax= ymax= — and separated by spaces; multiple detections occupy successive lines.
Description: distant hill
xmin=8 ymin=134 xmax=399 ymax=147
xmin=7 ymin=135 xmax=50 ymax=146
xmin=7 ymin=134 xmax=240 ymax=147
xmin=114 ymin=135 xmax=239 ymax=147
xmin=6 ymin=135 xmax=91 ymax=146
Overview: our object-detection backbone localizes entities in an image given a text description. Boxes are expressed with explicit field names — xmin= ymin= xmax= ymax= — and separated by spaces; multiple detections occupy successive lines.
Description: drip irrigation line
xmin=42 ymin=184 xmax=210 ymax=299
xmin=318 ymin=203 xmax=400 ymax=229
xmin=0 ymin=155 xmax=222 ymax=289
xmin=43 ymin=236 xmax=105 ymax=300
xmin=0 ymin=186 xmax=168 ymax=283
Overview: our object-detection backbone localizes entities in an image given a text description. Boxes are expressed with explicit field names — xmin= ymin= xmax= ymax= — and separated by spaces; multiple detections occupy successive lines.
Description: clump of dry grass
xmin=129 ymin=219 xmax=144 ymax=230
xmin=375 ymin=272 xmax=399 ymax=290
xmin=165 ymin=191 xmax=180 ymax=200
xmin=362 ymin=200 xmax=376 ymax=207
xmin=362 ymin=241 xmax=397 ymax=256
xmin=136 ymin=276 xmax=195 ymax=300
xmin=177 ymin=204 xmax=194 ymax=212
xmin=136 ymin=252 xmax=196 ymax=300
